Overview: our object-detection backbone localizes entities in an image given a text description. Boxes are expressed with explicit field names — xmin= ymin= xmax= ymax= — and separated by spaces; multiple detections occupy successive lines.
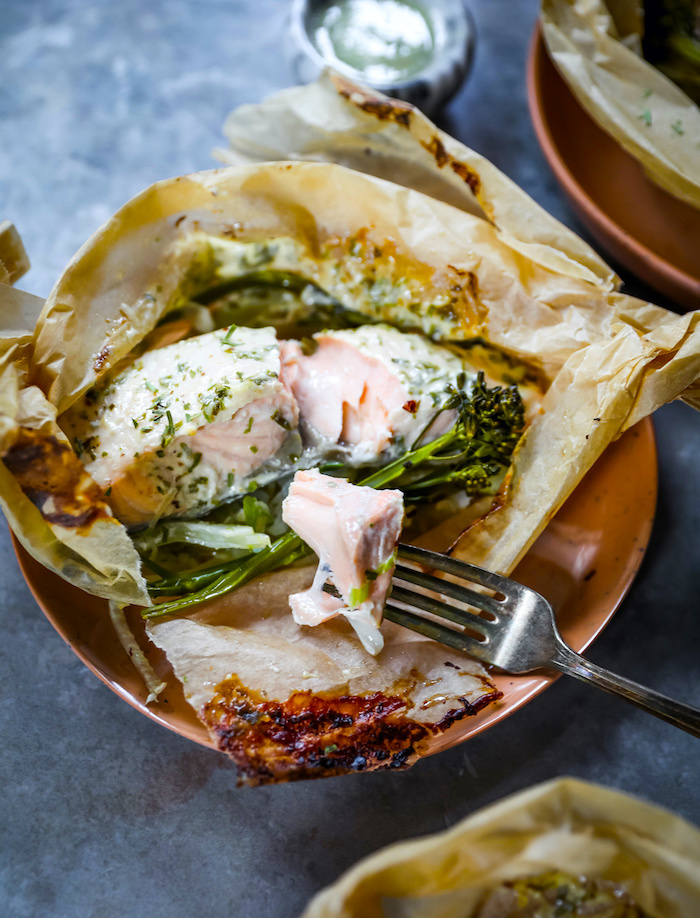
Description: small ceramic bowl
xmin=287 ymin=0 xmax=476 ymax=115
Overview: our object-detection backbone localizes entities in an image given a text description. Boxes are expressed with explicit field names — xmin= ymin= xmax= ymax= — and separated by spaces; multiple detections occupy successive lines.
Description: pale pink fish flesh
xmin=282 ymin=469 xmax=404 ymax=654
xmin=280 ymin=325 xmax=464 ymax=466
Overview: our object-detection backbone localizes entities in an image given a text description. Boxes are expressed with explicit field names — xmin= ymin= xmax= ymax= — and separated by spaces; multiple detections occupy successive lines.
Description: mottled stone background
xmin=1 ymin=2 xmax=698 ymax=916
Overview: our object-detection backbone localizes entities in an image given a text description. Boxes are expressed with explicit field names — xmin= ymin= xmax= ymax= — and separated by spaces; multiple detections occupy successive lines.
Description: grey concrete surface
xmin=1 ymin=2 xmax=698 ymax=916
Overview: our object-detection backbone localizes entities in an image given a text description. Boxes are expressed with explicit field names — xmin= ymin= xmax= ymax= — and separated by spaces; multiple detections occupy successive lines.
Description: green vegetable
xmin=358 ymin=372 xmax=525 ymax=501
xmin=193 ymin=269 xmax=312 ymax=304
xmin=135 ymin=521 xmax=270 ymax=552
xmin=142 ymin=373 xmax=525 ymax=620
xmin=643 ymin=0 xmax=700 ymax=104
xmin=142 ymin=530 xmax=305 ymax=617
xmin=241 ymin=494 xmax=274 ymax=533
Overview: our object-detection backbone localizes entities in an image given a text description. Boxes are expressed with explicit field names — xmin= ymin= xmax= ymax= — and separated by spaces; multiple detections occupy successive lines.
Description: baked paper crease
xmin=217 ymin=71 xmax=618 ymax=287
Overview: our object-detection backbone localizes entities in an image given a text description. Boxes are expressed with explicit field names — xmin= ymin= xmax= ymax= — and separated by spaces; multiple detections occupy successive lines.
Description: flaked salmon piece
xmin=282 ymin=469 xmax=404 ymax=655
xmin=280 ymin=324 xmax=471 ymax=466
xmin=62 ymin=326 xmax=299 ymax=528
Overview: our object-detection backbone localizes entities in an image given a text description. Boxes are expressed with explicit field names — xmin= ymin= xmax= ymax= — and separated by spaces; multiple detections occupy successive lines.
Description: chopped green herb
xmin=672 ymin=119 xmax=685 ymax=135
xmin=374 ymin=552 xmax=397 ymax=576
xmin=639 ymin=108 xmax=652 ymax=126
xmin=145 ymin=381 xmax=158 ymax=393
xmin=348 ymin=582 xmax=370 ymax=608
xmin=162 ymin=410 xmax=176 ymax=448
xmin=271 ymin=410 xmax=291 ymax=431
xmin=300 ymin=336 xmax=319 ymax=356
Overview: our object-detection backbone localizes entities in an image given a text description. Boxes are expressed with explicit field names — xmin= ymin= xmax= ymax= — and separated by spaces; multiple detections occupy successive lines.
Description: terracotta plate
xmin=527 ymin=26 xmax=700 ymax=310
xmin=13 ymin=418 xmax=657 ymax=758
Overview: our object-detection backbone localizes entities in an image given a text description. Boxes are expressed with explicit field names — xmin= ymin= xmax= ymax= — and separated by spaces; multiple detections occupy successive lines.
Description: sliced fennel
xmin=108 ymin=602 xmax=166 ymax=704
xmin=135 ymin=521 xmax=271 ymax=553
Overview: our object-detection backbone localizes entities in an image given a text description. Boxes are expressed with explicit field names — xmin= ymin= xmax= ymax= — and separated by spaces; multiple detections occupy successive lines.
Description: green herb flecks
xmin=161 ymin=410 xmax=176 ymax=448
xmin=271 ymin=410 xmax=292 ymax=430
xmin=348 ymin=581 xmax=370 ymax=608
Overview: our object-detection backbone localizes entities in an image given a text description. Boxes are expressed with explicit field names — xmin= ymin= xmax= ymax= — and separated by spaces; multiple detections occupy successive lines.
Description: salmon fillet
xmin=63 ymin=326 xmax=299 ymax=528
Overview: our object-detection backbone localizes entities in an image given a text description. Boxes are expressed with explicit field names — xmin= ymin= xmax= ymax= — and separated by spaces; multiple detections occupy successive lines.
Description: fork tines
xmin=397 ymin=543 xmax=512 ymax=594
xmin=382 ymin=543 xmax=505 ymax=653
xmin=320 ymin=544 xmax=508 ymax=656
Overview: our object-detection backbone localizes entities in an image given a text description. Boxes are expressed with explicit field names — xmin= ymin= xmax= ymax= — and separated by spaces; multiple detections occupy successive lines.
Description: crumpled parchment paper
xmin=1 ymin=77 xmax=699 ymax=778
xmin=541 ymin=0 xmax=700 ymax=209
xmin=301 ymin=778 xmax=700 ymax=917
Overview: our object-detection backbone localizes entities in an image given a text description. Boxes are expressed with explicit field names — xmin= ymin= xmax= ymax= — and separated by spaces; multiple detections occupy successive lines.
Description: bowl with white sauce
xmin=288 ymin=0 xmax=475 ymax=114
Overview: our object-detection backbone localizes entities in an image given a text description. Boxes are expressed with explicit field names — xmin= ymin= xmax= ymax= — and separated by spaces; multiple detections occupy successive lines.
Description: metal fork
xmin=383 ymin=543 xmax=700 ymax=738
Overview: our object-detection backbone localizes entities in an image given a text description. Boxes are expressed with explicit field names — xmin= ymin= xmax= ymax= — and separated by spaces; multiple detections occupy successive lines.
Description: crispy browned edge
xmin=200 ymin=672 xmax=502 ymax=784
xmin=332 ymin=74 xmax=482 ymax=196
xmin=2 ymin=427 xmax=115 ymax=531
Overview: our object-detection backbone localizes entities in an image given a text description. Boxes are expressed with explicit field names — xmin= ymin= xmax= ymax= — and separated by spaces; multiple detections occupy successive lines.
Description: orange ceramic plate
xmin=13 ymin=418 xmax=657 ymax=757
xmin=528 ymin=25 xmax=700 ymax=311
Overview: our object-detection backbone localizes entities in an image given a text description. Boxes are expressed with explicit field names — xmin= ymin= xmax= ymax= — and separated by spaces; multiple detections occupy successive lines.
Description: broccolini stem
xmin=146 ymin=556 xmax=258 ymax=596
xmin=143 ymin=531 xmax=304 ymax=619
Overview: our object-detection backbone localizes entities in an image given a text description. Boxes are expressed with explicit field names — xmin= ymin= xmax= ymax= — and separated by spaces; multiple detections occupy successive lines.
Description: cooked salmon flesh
xmin=62 ymin=326 xmax=299 ymax=528
xmin=282 ymin=469 xmax=404 ymax=654
xmin=280 ymin=324 xmax=470 ymax=466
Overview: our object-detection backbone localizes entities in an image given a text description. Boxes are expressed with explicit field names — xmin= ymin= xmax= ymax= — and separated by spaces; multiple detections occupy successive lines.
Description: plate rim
xmin=527 ymin=24 xmax=700 ymax=310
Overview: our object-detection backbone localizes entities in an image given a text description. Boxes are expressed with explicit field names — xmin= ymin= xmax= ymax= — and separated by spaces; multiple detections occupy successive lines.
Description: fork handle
xmin=551 ymin=646 xmax=700 ymax=738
